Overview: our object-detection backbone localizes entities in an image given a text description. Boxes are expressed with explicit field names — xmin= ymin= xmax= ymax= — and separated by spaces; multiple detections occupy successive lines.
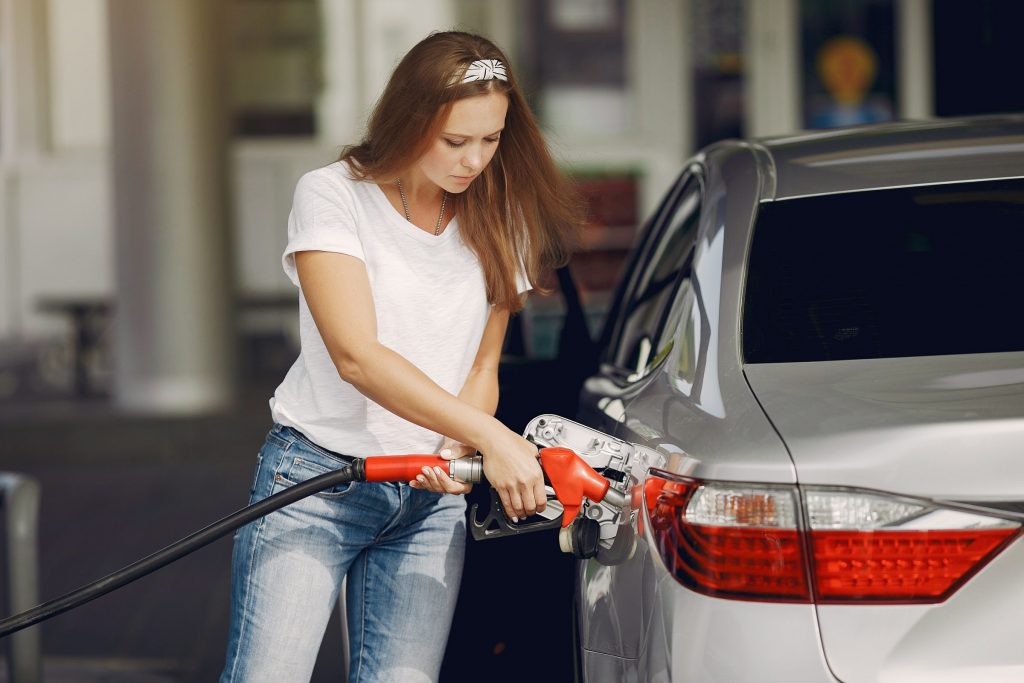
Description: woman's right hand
xmin=479 ymin=427 xmax=546 ymax=521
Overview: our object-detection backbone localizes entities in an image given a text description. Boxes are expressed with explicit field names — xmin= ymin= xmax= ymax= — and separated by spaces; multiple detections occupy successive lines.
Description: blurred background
xmin=0 ymin=0 xmax=1021 ymax=681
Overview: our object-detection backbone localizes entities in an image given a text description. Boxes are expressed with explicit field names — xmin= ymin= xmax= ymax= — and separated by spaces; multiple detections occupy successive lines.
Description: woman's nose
xmin=462 ymin=146 xmax=482 ymax=171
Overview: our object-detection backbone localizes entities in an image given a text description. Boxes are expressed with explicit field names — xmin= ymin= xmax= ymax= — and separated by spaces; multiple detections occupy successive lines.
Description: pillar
xmin=744 ymin=0 xmax=801 ymax=137
xmin=897 ymin=0 xmax=934 ymax=120
xmin=107 ymin=0 xmax=234 ymax=412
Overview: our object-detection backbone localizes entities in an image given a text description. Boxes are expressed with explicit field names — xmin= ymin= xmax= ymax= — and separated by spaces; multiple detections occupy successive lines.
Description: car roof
xmin=754 ymin=114 xmax=1024 ymax=201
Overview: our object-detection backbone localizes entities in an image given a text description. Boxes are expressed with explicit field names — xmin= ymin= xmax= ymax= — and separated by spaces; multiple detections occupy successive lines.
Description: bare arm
xmin=456 ymin=305 xmax=507 ymax=414
xmin=295 ymin=250 xmax=544 ymax=517
xmin=414 ymin=307 xmax=507 ymax=495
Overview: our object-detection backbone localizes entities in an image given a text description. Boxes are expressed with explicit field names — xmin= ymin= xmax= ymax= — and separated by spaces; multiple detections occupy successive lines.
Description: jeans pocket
xmin=273 ymin=453 xmax=356 ymax=499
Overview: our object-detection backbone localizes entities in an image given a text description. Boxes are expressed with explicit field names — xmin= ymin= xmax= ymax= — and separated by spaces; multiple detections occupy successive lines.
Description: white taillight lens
xmin=687 ymin=484 xmax=798 ymax=528
xmin=804 ymin=490 xmax=926 ymax=530
xmin=644 ymin=471 xmax=1022 ymax=604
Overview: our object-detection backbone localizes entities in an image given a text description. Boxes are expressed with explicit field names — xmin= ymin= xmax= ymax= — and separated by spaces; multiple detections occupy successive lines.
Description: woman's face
xmin=416 ymin=91 xmax=509 ymax=194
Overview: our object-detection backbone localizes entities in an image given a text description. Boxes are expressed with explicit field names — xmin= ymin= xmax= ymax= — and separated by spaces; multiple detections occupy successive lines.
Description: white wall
xmin=232 ymin=141 xmax=340 ymax=294
xmin=48 ymin=0 xmax=110 ymax=150
xmin=362 ymin=0 xmax=457 ymax=110
xmin=0 ymin=157 xmax=112 ymax=337
xmin=317 ymin=0 xmax=457 ymax=146
xmin=13 ymin=155 xmax=113 ymax=336
xmin=2 ymin=141 xmax=340 ymax=337
xmin=0 ymin=0 xmax=112 ymax=339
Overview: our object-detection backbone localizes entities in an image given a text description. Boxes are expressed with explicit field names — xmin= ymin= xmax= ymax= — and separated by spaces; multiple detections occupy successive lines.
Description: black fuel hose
xmin=0 ymin=460 xmax=365 ymax=638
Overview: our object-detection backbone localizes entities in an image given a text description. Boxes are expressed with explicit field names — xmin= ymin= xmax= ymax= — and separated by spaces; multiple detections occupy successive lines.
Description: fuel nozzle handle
xmin=540 ymin=446 xmax=626 ymax=526
xmin=363 ymin=448 xmax=624 ymax=530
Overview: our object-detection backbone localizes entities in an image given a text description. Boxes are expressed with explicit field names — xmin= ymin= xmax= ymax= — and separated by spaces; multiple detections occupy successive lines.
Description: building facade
xmin=0 ymin=0 xmax=1018 ymax=408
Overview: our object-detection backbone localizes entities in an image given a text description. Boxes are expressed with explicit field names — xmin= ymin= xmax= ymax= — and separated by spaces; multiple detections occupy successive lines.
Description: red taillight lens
xmin=645 ymin=475 xmax=811 ymax=602
xmin=644 ymin=472 xmax=1022 ymax=604
xmin=811 ymin=528 xmax=1018 ymax=601
xmin=803 ymin=487 xmax=1021 ymax=602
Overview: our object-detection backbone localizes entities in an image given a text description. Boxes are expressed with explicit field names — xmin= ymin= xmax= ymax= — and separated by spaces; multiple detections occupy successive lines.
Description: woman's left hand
xmin=409 ymin=438 xmax=474 ymax=495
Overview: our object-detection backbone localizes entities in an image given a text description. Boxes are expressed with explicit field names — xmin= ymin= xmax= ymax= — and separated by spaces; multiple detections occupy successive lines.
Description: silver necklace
xmin=396 ymin=178 xmax=447 ymax=236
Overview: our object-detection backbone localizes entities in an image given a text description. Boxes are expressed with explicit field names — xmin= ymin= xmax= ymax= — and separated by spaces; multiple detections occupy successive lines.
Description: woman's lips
xmin=452 ymin=175 xmax=475 ymax=183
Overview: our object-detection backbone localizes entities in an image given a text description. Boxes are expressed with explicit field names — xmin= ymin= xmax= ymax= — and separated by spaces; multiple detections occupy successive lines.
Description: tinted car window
xmin=660 ymin=278 xmax=701 ymax=389
xmin=608 ymin=180 xmax=701 ymax=379
xmin=743 ymin=178 xmax=1024 ymax=362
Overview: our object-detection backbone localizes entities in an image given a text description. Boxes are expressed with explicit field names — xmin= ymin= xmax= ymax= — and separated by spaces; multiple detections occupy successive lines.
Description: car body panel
xmin=761 ymin=115 xmax=1024 ymax=200
xmin=815 ymin=539 xmax=1024 ymax=682
xmin=745 ymin=353 xmax=1024 ymax=681
xmin=579 ymin=533 xmax=838 ymax=683
xmin=743 ymin=352 xmax=1024 ymax=500
xmin=581 ymin=142 xmax=797 ymax=484
xmin=662 ymin=593 xmax=835 ymax=683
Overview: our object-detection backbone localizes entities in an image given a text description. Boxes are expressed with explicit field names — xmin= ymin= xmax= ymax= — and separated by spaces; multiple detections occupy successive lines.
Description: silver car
xmin=560 ymin=116 xmax=1024 ymax=682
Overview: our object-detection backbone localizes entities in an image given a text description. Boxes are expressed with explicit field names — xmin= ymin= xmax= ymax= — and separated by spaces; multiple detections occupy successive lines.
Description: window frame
xmin=600 ymin=165 xmax=704 ymax=384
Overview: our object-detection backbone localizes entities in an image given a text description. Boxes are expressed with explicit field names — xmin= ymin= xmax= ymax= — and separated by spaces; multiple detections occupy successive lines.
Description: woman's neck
xmin=398 ymin=168 xmax=443 ymax=204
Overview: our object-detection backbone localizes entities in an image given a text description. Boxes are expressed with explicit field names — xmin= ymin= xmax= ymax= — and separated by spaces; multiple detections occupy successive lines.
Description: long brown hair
xmin=341 ymin=31 xmax=583 ymax=312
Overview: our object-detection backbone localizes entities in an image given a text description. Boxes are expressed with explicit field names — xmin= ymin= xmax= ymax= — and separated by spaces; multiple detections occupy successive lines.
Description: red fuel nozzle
xmin=364 ymin=449 xmax=619 ymax=529
xmin=539 ymin=446 xmax=611 ymax=527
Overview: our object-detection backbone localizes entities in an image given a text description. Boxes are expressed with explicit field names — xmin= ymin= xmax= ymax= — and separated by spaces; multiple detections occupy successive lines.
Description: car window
xmin=661 ymin=278 xmax=701 ymax=391
xmin=607 ymin=177 xmax=701 ymax=380
xmin=743 ymin=178 xmax=1024 ymax=362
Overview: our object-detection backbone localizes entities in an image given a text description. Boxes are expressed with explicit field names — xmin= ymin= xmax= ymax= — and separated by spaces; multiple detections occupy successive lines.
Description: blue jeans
xmin=220 ymin=424 xmax=466 ymax=682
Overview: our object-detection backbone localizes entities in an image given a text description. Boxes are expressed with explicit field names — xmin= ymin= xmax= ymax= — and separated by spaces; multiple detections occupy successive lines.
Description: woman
xmin=220 ymin=30 xmax=581 ymax=682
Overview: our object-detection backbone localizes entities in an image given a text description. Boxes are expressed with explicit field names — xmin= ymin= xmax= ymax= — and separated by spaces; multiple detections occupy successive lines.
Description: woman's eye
xmin=444 ymin=139 xmax=465 ymax=148
xmin=485 ymin=137 xmax=500 ymax=145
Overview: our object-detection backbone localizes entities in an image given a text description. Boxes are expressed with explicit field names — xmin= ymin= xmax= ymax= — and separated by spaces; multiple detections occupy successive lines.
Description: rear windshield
xmin=743 ymin=178 xmax=1024 ymax=362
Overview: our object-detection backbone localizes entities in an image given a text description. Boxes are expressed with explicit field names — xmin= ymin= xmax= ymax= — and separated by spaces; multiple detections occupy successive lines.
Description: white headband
xmin=462 ymin=59 xmax=508 ymax=83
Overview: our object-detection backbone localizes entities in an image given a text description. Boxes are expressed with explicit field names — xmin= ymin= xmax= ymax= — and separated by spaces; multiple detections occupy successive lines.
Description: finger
xmin=431 ymin=467 xmax=466 ymax=495
xmin=508 ymin=488 xmax=526 ymax=521
xmin=497 ymin=488 xmax=518 ymax=523
xmin=534 ymin=481 xmax=547 ymax=513
xmin=432 ymin=465 xmax=456 ymax=492
xmin=520 ymin=485 xmax=538 ymax=517
xmin=422 ymin=466 xmax=443 ymax=493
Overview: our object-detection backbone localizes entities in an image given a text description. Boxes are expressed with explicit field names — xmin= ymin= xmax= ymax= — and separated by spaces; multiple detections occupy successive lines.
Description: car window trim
xmin=597 ymin=168 xmax=692 ymax=354
xmin=602 ymin=164 xmax=705 ymax=384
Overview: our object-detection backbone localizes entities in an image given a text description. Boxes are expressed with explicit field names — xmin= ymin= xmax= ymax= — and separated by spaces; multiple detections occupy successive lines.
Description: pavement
xmin=0 ymin=371 xmax=577 ymax=682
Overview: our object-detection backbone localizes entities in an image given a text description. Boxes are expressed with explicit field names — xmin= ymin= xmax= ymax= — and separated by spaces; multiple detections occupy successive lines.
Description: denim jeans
xmin=220 ymin=424 xmax=466 ymax=682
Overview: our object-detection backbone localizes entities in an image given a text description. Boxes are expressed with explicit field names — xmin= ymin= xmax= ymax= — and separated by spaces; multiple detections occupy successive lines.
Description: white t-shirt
xmin=270 ymin=161 xmax=526 ymax=457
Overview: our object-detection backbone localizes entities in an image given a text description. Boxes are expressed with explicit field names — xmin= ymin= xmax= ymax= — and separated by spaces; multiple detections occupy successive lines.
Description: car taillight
xmin=646 ymin=475 xmax=811 ymax=602
xmin=645 ymin=470 xmax=1021 ymax=604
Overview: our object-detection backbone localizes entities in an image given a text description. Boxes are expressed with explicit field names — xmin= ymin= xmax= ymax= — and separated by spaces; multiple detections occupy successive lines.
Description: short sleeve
xmin=282 ymin=168 xmax=365 ymax=287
